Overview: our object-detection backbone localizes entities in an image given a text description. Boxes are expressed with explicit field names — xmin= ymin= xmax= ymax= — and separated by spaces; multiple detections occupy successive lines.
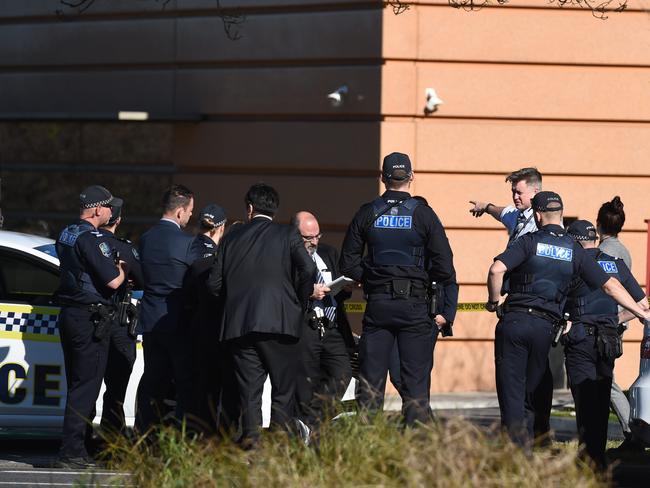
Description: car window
xmin=0 ymin=248 xmax=59 ymax=304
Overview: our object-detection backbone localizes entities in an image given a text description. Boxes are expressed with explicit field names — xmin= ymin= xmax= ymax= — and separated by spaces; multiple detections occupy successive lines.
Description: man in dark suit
xmin=135 ymin=184 xmax=199 ymax=432
xmin=291 ymin=211 xmax=354 ymax=429
xmin=207 ymin=183 xmax=315 ymax=446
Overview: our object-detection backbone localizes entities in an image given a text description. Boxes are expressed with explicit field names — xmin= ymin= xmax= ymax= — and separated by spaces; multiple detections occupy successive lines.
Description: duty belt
xmin=366 ymin=281 xmax=427 ymax=301
xmin=502 ymin=304 xmax=559 ymax=323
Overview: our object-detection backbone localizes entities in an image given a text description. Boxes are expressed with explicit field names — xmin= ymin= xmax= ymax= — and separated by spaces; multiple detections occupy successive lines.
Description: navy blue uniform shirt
xmin=496 ymin=224 xmax=610 ymax=317
xmin=340 ymin=190 xmax=458 ymax=323
xmin=56 ymin=220 xmax=120 ymax=305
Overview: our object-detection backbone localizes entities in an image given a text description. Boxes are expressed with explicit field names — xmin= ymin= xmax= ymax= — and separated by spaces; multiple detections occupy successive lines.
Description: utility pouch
xmin=596 ymin=325 xmax=623 ymax=360
xmin=391 ymin=279 xmax=411 ymax=299
xmin=89 ymin=304 xmax=113 ymax=341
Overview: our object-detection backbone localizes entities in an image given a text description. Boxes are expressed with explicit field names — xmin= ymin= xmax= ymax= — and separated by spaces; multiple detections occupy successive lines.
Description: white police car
xmin=0 ymin=229 xmax=143 ymax=432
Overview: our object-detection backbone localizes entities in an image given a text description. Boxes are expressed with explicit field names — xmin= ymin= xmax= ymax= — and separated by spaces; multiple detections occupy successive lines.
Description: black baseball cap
xmin=199 ymin=203 xmax=227 ymax=227
xmin=567 ymin=219 xmax=597 ymax=241
xmin=382 ymin=152 xmax=412 ymax=181
xmin=80 ymin=185 xmax=114 ymax=209
xmin=107 ymin=197 xmax=123 ymax=225
xmin=531 ymin=191 xmax=563 ymax=212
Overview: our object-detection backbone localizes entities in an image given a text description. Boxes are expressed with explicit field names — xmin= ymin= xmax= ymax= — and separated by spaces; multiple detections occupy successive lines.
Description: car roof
xmin=0 ymin=230 xmax=59 ymax=266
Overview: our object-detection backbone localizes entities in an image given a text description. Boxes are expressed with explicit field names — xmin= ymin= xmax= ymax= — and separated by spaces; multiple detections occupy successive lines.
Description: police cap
xmin=199 ymin=203 xmax=227 ymax=227
xmin=567 ymin=219 xmax=597 ymax=241
xmin=80 ymin=185 xmax=114 ymax=209
xmin=382 ymin=152 xmax=412 ymax=181
xmin=531 ymin=191 xmax=563 ymax=212
xmin=107 ymin=197 xmax=123 ymax=225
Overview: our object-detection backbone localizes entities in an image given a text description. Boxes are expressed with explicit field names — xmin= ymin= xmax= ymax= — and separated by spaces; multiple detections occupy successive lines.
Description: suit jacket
xmin=139 ymin=219 xmax=199 ymax=333
xmin=207 ymin=216 xmax=316 ymax=341
xmin=312 ymin=242 xmax=355 ymax=349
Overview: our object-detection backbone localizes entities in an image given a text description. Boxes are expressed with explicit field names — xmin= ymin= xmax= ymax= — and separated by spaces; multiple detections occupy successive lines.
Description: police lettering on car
xmin=340 ymin=152 xmax=458 ymax=425
xmin=54 ymin=185 xmax=127 ymax=469
xmin=486 ymin=192 xmax=650 ymax=453
xmin=562 ymin=220 xmax=647 ymax=469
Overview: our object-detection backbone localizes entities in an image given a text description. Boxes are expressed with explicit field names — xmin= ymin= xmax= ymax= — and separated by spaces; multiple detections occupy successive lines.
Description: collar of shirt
xmin=160 ymin=217 xmax=180 ymax=229
xmin=381 ymin=190 xmax=411 ymax=201
xmin=252 ymin=214 xmax=273 ymax=221
xmin=540 ymin=223 xmax=565 ymax=233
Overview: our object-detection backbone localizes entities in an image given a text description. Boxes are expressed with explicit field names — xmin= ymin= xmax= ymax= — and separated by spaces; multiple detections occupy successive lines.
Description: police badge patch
xmin=99 ymin=242 xmax=112 ymax=258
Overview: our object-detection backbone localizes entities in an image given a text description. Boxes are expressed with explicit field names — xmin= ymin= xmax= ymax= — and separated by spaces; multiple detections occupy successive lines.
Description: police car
xmin=0 ymin=229 xmax=143 ymax=432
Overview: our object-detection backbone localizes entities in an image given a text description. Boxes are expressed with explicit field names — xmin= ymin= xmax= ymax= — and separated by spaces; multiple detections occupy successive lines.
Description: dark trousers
xmin=135 ymin=329 xmax=193 ymax=432
xmin=565 ymin=327 xmax=614 ymax=470
xmin=494 ymin=312 xmax=553 ymax=449
xmin=189 ymin=334 xmax=240 ymax=435
xmin=230 ymin=333 xmax=299 ymax=442
xmin=100 ymin=323 xmax=136 ymax=434
xmin=571 ymin=376 xmax=612 ymax=469
xmin=58 ymin=307 xmax=110 ymax=459
xmin=532 ymin=361 xmax=554 ymax=440
xmin=296 ymin=324 xmax=352 ymax=426
xmin=358 ymin=299 xmax=435 ymax=425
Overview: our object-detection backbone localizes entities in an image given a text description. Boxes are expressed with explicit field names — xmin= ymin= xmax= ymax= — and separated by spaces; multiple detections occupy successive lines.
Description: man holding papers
xmin=291 ymin=211 xmax=355 ymax=430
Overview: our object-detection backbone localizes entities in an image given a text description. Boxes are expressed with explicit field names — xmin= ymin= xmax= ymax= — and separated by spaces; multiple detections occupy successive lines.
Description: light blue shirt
xmin=500 ymin=206 xmax=537 ymax=242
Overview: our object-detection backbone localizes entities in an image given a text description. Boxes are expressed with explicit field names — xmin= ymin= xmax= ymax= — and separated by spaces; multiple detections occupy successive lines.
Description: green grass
xmin=101 ymin=414 xmax=608 ymax=488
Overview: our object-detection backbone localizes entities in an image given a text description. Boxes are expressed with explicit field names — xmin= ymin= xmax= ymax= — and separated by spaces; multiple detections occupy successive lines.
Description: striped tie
xmin=313 ymin=255 xmax=337 ymax=323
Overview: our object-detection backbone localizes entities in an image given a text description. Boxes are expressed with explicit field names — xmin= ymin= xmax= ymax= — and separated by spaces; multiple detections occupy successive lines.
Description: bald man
xmin=291 ymin=211 xmax=354 ymax=429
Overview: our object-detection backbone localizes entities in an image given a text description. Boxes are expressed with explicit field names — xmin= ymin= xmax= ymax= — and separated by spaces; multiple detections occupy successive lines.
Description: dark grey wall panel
xmin=175 ymin=66 xmax=381 ymax=114
xmin=0 ymin=19 xmax=175 ymax=66
xmin=177 ymin=10 xmax=381 ymax=62
xmin=0 ymin=71 xmax=174 ymax=113
xmin=173 ymin=121 xmax=380 ymax=169
xmin=0 ymin=0 xmax=378 ymax=19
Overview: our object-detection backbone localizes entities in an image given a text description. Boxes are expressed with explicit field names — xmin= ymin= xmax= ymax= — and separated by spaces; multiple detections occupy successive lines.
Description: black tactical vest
xmin=55 ymin=220 xmax=109 ymax=305
xmin=505 ymin=228 xmax=575 ymax=316
xmin=366 ymin=197 xmax=424 ymax=268
xmin=565 ymin=251 xmax=619 ymax=323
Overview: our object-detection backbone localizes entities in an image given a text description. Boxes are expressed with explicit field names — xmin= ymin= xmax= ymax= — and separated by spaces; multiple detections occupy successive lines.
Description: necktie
xmin=510 ymin=211 xmax=528 ymax=242
xmin=312 ymin=255 xmax=337 ymax=323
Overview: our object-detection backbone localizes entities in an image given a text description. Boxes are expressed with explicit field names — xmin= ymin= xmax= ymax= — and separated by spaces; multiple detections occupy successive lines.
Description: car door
xmin=0 ymin=246 xmax=65 ymax=428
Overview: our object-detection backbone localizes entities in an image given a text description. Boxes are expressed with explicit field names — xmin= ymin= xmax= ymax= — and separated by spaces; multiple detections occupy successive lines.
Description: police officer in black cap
xmin=563 ymin=220 xmax=647 ymax=469
xmin=184 ymin=204 xmax=238 ymax=433
xmin=55 ymin=185 xmax=128 ymax=468
xmin=486 ymin=192 xmax=650 ymax=450
xmin=340 ymin=152 xmax=458 ymax=425
xmin=98 ymin=197 xmax=143 ymax=435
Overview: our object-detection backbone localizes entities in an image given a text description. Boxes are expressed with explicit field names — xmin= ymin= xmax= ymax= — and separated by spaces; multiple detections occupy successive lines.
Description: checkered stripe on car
xmin=0 ymin=309 xmax=59 ymax=336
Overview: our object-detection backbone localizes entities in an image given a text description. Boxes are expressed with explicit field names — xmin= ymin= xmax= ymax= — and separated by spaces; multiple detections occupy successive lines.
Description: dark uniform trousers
xmin=100 ymin=321 xmax=136 ymax=434
xmin=564 ymin=324 xmax=614 ymax=469
xmin=296 ymin=324 xmax=352 ymax=426
xmin=358 ymin=299 xmax=435 ymax=425
xmin=230 ymin=333 xmax=299 ymax=441
xmin=494 ymin=311 xmax=554 ymax=448
xmin=135 ymin=329 xmax=193 ymax=431
xmin=58 ymin=307 xmax=111 ymax=458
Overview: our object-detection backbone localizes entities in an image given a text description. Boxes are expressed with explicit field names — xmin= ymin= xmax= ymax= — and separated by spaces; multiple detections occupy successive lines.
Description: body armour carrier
xmin=506 ymin=229 xmax=575 ymax=307
xmin=56 ymin=221 xmax=107 ymax=305
xmin=366 ymin=197 xmax=424 ymax=267
xmin=565 ymin=251 xmax=619 ymax=323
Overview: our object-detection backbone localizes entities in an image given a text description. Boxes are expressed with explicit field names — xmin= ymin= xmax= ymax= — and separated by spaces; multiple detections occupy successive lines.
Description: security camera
xmin=327 ymin=85 xmax=348 ymax=107
xmin=424 ymin=88 xmax=443 ymax=114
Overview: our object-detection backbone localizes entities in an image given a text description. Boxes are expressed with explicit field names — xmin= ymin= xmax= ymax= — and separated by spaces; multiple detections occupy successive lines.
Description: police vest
xmin=366 ymin=197 xmax=424 ymax=267
xmin=565 ymin=251 xmax=619 ymax=322
xmin=55 ymin=221 xmax=109 ymax=305
xmin=506 ymin=229 xmax=575 ymax=310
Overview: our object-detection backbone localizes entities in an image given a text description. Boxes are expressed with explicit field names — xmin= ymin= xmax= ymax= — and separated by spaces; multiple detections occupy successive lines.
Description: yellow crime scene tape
xmin=344 ymin=302 xmax=487 ymax=313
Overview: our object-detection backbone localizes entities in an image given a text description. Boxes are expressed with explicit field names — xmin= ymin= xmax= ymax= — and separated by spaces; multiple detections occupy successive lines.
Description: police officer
xmin=563 ymin=220 xmax=647 ymax=469
xmin=55 ymin=185 xmax=127 ymax=468
xmin=340 ymin=152 xmax=458 ymax=425
xmin=184 ymin=204 xmax=237 ymax=433
xmin=486 ymin=192 xmax=650 ymax=450
xmin=98 ymin=197 xmax=143 ymax=435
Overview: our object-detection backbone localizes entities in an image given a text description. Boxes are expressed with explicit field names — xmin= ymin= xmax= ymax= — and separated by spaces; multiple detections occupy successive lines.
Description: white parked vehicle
xmin=629 ymin=319 xmax=650 ymax=446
